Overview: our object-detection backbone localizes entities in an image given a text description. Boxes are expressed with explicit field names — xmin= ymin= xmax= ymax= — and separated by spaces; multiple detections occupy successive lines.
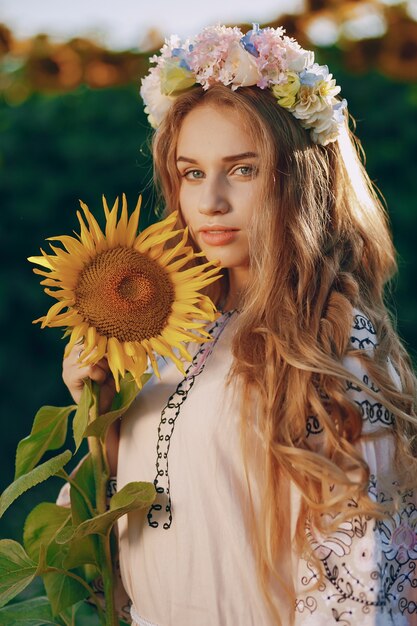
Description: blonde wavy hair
xmin=151 ymin=84 xmax=417 ymax=624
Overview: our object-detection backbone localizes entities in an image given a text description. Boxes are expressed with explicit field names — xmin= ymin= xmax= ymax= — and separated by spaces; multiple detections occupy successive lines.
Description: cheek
xmin=178 ymin=187 xmax=193 ymax=225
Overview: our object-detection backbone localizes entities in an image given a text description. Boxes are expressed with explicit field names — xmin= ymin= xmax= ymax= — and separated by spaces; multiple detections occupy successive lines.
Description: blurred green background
xmin=0 ymin=1 xmax=416 ymax=618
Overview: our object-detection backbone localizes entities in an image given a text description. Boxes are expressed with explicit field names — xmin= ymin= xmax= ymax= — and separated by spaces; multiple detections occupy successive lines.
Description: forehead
xmin=176 ymin=104 xmax=257 ymax=157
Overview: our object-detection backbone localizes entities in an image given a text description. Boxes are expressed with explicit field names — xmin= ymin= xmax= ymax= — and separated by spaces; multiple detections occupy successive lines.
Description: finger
xmin=89 ymin=364 xmax=112 ymax=385
xmin=64 ymin=342 xmax=87 ymax=365
xmin=67 ymin=343 xmax=111 ymax=372
xmin=93 ymin=357 xmax=111 ymax=374
xmin=56 ymin=482 xmax=71 ymax=508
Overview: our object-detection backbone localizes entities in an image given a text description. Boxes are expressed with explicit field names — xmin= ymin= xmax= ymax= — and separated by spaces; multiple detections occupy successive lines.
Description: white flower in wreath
xmin=285 ymin=42 xmax=314 ymax=73
xmin=140 ymin=69 xmax=174 ymax=128
xmin=301 ymin=100 xmax=347 ymax=146
xmin=221 ymin=41 xmax=262 ymax=89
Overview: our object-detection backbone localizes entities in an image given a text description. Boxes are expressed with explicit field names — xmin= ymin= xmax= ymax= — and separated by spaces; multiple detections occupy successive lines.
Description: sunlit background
xmin=0 ymin=0 xmax=305 ymax=47
xmin=1 ymin=1 xmax=417 ymax=621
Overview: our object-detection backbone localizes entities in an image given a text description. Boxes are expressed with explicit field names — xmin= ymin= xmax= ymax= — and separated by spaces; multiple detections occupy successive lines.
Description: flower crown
xmin=140 ymin=24 xmax=347 ymax=146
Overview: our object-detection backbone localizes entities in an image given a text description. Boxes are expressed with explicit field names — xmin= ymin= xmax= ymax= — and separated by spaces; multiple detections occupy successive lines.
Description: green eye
xmin=234 ymin=165 xmax=256 ymax=177
xmin=184 ymin=169 xmax=204 ymax=179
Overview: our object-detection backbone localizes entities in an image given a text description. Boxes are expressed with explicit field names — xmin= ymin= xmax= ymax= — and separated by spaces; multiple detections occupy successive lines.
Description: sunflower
xmin=29 ymin=194 xmax=221 ymax=390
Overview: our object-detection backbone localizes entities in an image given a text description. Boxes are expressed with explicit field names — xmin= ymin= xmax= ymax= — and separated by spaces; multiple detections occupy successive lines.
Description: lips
xmin=199 ymin=226 xmax=239 ymax=246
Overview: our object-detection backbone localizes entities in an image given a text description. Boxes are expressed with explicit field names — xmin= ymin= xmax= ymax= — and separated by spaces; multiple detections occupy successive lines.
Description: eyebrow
xmin=176 ymin=151 xmax=259 ymax=164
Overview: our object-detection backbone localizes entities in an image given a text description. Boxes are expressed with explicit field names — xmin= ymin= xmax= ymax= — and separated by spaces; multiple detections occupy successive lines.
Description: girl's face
xmin=176 ymin=104 xmax=262 ymax=274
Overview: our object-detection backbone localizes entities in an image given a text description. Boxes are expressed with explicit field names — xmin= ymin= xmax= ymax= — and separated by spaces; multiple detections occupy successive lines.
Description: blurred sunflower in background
xmin=28 ymin=195 xmax=221 ymax=390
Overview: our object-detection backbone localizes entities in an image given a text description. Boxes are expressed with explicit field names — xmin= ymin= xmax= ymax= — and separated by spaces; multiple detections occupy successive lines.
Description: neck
xmin=222 ymin=267 xmax=249 ymax=311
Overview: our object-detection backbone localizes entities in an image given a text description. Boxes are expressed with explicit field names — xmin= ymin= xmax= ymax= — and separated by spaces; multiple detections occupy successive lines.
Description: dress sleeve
xmin=294 ymin=311 xmax=417 ymax=626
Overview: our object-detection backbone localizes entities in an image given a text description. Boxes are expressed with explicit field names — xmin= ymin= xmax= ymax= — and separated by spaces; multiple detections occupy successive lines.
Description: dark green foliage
xmin=0 ymin=85 xmax=156 ymax=541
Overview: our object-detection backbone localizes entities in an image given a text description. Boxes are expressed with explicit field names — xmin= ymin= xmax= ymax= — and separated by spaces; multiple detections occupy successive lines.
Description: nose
xmin=197 ymin=175 xmax=231 ymax=215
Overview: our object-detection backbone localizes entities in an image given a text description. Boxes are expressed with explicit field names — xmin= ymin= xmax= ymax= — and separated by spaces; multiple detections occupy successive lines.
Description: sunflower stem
xmin=88 ymin=382 xmax=118 ymax=626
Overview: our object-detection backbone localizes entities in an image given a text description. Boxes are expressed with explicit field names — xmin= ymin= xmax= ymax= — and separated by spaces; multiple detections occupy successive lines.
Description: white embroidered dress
xmin=117 ymin=310 xmax=417 ymax=626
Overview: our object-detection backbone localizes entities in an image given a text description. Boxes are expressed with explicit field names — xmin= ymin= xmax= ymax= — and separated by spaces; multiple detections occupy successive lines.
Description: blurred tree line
xmin=0 ymin=0 xmax=416 ymax=581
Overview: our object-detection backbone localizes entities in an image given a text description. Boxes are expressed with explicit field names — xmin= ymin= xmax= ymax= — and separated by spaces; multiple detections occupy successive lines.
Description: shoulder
xmin=349 ymin=309 xmax=378 ymax=352
xmin=343 ymin=307 xmax=398 ymax=431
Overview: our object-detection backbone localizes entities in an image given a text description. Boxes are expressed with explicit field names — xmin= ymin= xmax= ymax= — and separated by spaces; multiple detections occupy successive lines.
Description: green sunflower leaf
xmin=65 ymin=454 xmax=100 ymax=569
xmin=15 ymin=405 xmax=75 ymax=480
xmin=23 ymin=503 xmax=72 ymax=563
xmin=72 ymin=380 xmax=93 ymax=452
xmin=43 ymin=568 xmax=88 ymax=617
xmin=0 ymin=451 xmax=72 ymax=519
xmin=0 ymin=596 xmax=57 ymax=625
xmin=23 ymin=502 xmax=89 ymax=615
xmin=85 ymin=373 xmax=148 ymax=440
xmin=0 ymin=540 xmax=37 ymax=608
xmin=56 ymin=481 xmax=156 ymax=542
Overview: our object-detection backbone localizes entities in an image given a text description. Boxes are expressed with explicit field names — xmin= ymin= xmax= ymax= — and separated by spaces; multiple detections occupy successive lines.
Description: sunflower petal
xmin=163 ymin=250 xmax=195 ymax=273
xmin=80 ymin=325 xmax=98 ymax=361
xmin=135 ymin=229 xmax=184 ymax=255
xmin=76 ymin=210 xmax=96 ymax=256
xmin=167 ymin=314 xmax=209 ymax=329
xmin=64 ymin=322 xmax=89 ymax=358
xmin=47 ymin=234 xmax=89 ymax=260
xmin=40 ymin=300 xmax=71 ymax=327
xmin=149 ymin=336 xmax=186 ymax=376
xmin=105 ymin=197 xmax=120 ymax=247
xmin=44 ymin=288 xmax=75 ymax=300
xmin=126 ymin=343 xmax=149 ymax=378
xmin=45 ymin=311 xmax=84 ymax=328
xmin=115 ymin=193 xmax=129 ymax=246
xmin=133 ymin=211 xmax=178 ymax=247
xmin=158 ymin=228 xmax=189 ymax=266
xmin=142 ymin=340 xmax=160 ymax=378
xmin=28 ymin=254 xmax=53 ymax=269
xmin=83 ymin=334 xmax=107 ymax=366
xmin=124 ymin=341 xmax=147 ymax=370
xmin=79 ymin=200 xmax=105 ymax=248
xmin=108 ymin=336 xmax=126 ymax=378
xmin=125 ymin=195 xmax=142 ymax=247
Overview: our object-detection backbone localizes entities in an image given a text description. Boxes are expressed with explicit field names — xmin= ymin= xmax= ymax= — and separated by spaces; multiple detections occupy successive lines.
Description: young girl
xmin=63 ymin=24 xmax=417 ymax=626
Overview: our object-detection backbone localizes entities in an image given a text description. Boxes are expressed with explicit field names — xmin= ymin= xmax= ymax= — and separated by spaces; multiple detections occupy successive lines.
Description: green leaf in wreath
xmin=85 ymin=372 xmax=149 ymax=440
xmin=72 ymin=380 xmax=93 ymax=452
xmin=56 ymin=481 xmax=156 ymax=542
xmin=15 ymin=405 xmax=75 ymax=480
xmin=0 ymin=451 xmax=72 ymax=519
xmin=0 ymin=540 xmax=37 ymax=608
xmin=0 ymin=596 xmax=57 ymax=625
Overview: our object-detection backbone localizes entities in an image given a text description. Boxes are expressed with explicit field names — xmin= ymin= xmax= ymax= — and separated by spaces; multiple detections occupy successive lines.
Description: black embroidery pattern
xmin=306 ymin=414 xmax=324 ymax=437
xmin=354 ymin=398 xmax=394 ymax=427
xmin=307 ymin=312 xmax=395 ymax=437
xmin=353 ymin=314 xmax=377 ymax=335
xmin=297 ymin=474 xmax=417 ymax=624
xmin=147 ymin=310 xmax=236 ymax=530
xmin=106 ymin=477 xmax=117 ymax=499
xmin=350 ymin=334 xmax=378 ymax=351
